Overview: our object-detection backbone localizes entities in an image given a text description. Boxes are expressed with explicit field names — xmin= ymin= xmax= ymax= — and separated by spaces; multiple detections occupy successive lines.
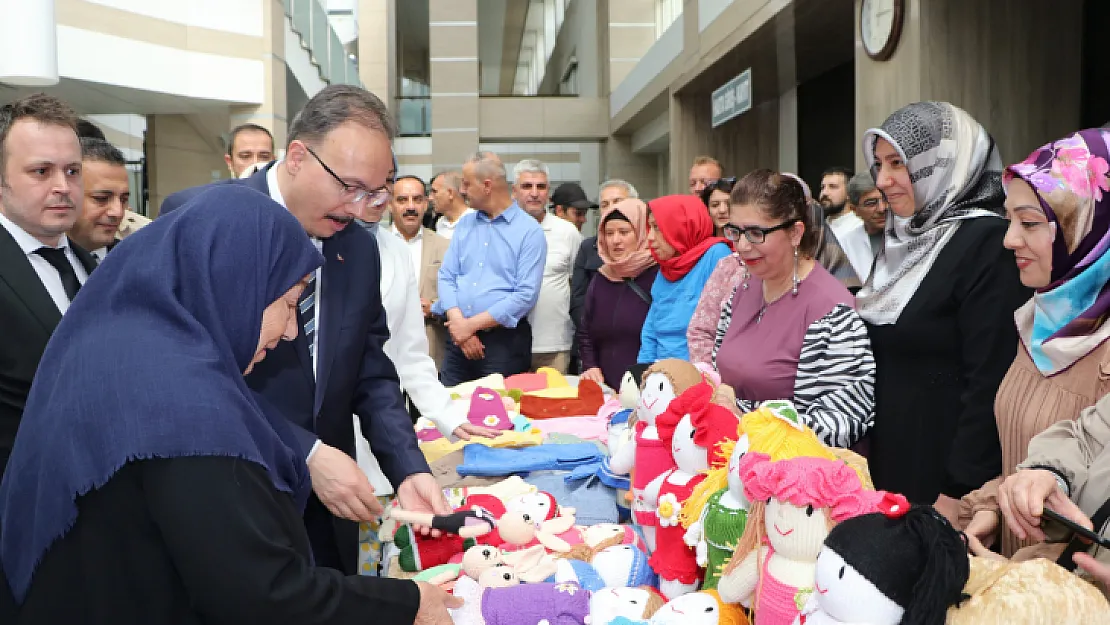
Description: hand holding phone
xmin=1041 ymin=507 xmax=1110 ymax=549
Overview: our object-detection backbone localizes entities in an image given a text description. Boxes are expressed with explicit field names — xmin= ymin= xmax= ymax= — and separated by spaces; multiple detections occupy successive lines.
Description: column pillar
xmin=230 ymin=0 xmax=289 ymax=153
xmin=357 ymin=0 xmax=396 ymax=113
xmin=428 ymin=0 xmax=479 ymax=172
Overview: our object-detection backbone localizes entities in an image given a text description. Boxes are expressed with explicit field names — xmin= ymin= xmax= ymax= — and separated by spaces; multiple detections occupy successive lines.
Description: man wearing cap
xmin=550 ymin=182 xmax=595 ymax=232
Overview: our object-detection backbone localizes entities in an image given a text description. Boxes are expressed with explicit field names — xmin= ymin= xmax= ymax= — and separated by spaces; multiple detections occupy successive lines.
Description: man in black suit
xmin=0 ymin=94 xmax=98 ymax=476
xmin=160 ymin=85 xmax=449 ymax=575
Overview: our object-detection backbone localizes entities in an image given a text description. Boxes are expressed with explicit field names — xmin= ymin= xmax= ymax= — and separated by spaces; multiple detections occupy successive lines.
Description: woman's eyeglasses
xmin=305 ymin=145 xmax=392 ymax=208
xmin=722 ymin=219 xmax=798 ymax=245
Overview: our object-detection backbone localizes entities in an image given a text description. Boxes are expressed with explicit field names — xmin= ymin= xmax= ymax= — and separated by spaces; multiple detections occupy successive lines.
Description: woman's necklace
xmin=756 ymin=281 xmax=794 ymax=324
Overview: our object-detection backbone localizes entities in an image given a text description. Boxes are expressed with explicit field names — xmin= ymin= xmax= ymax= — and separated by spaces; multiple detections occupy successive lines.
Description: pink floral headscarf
xmin=1004 ymin=129 xmax=1110 ymax=375
xmin=738 ymin=452 xmax=885 ymax=522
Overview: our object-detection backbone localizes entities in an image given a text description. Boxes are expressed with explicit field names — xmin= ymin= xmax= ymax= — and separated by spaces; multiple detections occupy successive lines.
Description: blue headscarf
xmin=0 ymin=185 xmax=324 ymax=603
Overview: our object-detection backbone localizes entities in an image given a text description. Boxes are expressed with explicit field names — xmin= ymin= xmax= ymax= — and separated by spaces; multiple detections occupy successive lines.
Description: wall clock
xmin=860 ymin=0 xmax=905 ymax=61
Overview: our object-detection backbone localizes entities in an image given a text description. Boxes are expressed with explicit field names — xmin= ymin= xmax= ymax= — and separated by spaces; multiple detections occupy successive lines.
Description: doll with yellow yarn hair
xmin=681 ymin=400 xmax=838 ymax=591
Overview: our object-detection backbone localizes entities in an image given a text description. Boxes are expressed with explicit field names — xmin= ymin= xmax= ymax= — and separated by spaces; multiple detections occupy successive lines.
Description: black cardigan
xmin=866 ymin=217 xmax=1030 ymax=503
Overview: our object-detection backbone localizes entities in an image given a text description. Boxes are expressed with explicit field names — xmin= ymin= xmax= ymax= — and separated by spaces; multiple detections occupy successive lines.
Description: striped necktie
xmin=299 ymin=272 xmax=317 ymax=363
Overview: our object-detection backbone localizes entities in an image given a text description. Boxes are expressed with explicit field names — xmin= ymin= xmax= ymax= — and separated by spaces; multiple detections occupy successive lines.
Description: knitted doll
xmin=717 ymin=453 xmax=886 ymax=625
xmin=792 ymin=499 xmax=969 ymax=625
xmin=610 ymin=359 xmax=706 ymax=551
xmin=651 ymin=590 xmax=749 ymax=625
xmin=450 ymin=577 xmax=592 ymax=625
xmin=599 ymin=363 xmax=650 ymax=522
xmin=555 ymin=543 xmax=658 ymax=591
xmin=579 ymin=523 xmax=648 ymax=553
xmin=681 ymin=430 xmax=751 ymax=590
xmin=646 ymin=382 xmax=741 ymax=600
xmin=590 ymin=586 xmax=668 ymax=625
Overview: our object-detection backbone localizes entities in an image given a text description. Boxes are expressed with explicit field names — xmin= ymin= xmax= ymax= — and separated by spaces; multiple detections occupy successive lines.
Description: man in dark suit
xmin=160 ymin=86 xmax=449 ymax=575
xmin=0 ymin=94 xmax=98 ymax=476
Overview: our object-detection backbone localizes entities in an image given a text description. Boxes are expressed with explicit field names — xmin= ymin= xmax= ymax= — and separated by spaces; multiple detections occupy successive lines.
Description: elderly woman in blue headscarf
xmin=0 ymin=186 xmax=457 ymax=623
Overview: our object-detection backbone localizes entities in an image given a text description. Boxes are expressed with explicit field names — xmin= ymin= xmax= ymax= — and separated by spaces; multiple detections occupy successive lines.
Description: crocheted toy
xmin=610 ymin=359 xmax=706 ymax=551
xmin=519 ymin=379 xmax=606 ymax=419
xmin=650 ymin=590 xmax=749 ymax=625
xmin=646 ymin=381 xmax=740 ymax=600
xmin=590 ymin=586 xmax=668 ymax=625
xmin=461 ymin=543 xmax=560 ymax=585
xmin=450 ymin=577 xmax=591 ymax=625
xmin=555 ymin=543 xmax=658 ymax=591
xmin=717 ymin=453 xmax=887 ymax=625
xmin=578 ymin=523 xmax=647 ymax=552
xmin=681 ymin=430 xmax=751 ymax=590
xmin=394 ymin=523 xmax=466 ymax=572
xmin=619 ymin=364 xmax=651 ymax=410
xmin=792 ymin=500 xmax=968 ymax=625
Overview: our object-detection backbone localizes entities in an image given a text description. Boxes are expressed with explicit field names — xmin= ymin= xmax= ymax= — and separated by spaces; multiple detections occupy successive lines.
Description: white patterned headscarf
xmin=857 ymin=101 xmax=1006 ymax=324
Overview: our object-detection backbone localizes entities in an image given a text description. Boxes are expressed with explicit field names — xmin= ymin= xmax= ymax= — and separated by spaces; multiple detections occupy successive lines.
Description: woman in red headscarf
xmin=637 ymin=195 xmax=732 ymax=363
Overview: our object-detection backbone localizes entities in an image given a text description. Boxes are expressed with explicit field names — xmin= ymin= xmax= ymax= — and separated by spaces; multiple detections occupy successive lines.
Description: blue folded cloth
xmin=526 ymin=470 xmax=619 ymax=526
xmin=456 ymin=442 xmax=601 ymax=477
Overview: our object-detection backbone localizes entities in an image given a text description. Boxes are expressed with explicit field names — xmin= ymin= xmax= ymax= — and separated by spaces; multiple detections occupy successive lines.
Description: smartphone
xmin=1042 ymin=508 xmax=1110 ymax=549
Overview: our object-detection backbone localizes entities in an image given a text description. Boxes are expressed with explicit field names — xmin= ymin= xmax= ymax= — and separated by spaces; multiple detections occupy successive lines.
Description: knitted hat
xmin=821 ymin=500 xmax=969 ymax=625
xmin=642 ymin=359 xmax=705 ymax=398
xmin=656 ymin=381 xmax=715 ymax=443
xmin=396 ymin=525 xmax=465 ymax=572
xmin=468 ymin=387 xmax=512 ymax=430
xmin=592 ymin=544 xmax=657 ymax=588
xmin=738 ymin=452 xmax=883 ymax=522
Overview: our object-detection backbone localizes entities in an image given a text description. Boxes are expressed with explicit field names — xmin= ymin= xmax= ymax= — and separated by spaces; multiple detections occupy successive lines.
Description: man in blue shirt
xmin=433 ymin=152 xmax=546 ymax=386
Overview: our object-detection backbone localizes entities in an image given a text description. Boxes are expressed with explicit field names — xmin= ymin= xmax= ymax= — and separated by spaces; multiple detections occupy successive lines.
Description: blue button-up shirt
xmin=433 ymin=202 xmax=547 ymax=328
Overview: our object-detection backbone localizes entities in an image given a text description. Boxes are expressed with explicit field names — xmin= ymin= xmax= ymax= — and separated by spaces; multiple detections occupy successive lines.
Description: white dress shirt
xmin=354 ymin=224 xmax=467 ymax=495
xmin=0 ymin=211 xmax=89 ymax=314
xmin=838 ymin=219 xmax=878 ymax=282
xmin=528 ymin=213 xmax=582 ymax=353
xmin=434 ymin=208 xmax=473 ymax=239
xmin=267 ymin=163 xmax=322 ymax=375
xmin=391 ymin=224 xmax=424 ymax=279
xmin=266 ymin=164 xmax=325 ymax=462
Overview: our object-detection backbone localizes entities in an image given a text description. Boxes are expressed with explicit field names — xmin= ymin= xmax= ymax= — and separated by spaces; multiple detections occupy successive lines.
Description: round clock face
xmin=860 ymin=0 xmax=901 ymax=59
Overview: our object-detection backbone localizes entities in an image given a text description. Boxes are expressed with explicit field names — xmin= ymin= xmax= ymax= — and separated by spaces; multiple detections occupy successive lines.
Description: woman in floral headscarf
xmin=859 ymin=102 xmax=1029 ymax=519
xmin=960 ymin=128 xmax=1110 ymax=560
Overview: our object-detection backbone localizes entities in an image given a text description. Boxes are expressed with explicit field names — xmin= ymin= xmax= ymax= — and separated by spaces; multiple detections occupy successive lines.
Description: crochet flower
xmin=657 ymin=493 xmax=681 ymax=527
xmin=483 ymin=415 xmax=501 ymax=427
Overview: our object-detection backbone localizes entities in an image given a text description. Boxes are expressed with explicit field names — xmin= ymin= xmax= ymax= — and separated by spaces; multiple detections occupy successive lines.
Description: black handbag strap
xmin=624 ymin=278 xmax=652 ymax=305
xmin=1056 ymin=495 xmax=1110 ymax=572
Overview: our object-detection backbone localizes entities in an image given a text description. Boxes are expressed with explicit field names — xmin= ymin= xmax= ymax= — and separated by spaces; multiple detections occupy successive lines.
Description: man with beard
xmin=0 ymin=94 xmax=98 ymax=476
xmin=390 ymin=175 xmax=451 ymax=367
xmin=819 ymin=166 xmax=863 ymax=240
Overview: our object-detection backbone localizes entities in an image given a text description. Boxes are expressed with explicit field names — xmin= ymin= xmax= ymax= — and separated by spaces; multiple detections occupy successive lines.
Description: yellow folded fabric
xmin=522 ymin=387 xmax=579 ymax=399
xmin=419 ymin=429 xmax=544 ymax=463
xmin=446 ymin=374 xmax=506 ymax=397
xmin=537 ymin=367 xmax=570 ymax=388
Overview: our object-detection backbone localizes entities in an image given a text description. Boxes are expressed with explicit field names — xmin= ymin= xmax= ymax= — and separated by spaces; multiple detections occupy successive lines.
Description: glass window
xmin=655 ymin=0 xmax=682 ymax=38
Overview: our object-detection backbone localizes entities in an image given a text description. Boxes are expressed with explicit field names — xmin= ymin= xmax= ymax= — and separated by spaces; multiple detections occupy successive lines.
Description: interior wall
xmin=797 ymin=61 xmax=854 ymax=193
xmin=147 ymin=112 xmax=231 ymax=216
xmin=670 ymin=90 xmax=779 ymax=191
xmin=540 ymin=0 xmax=603 ymax=97
xmin=1080 ymin=0 xmax=1110 ymax=129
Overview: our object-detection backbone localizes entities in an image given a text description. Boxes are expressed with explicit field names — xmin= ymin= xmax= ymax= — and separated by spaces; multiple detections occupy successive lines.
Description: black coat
xmin=867 ymin=218 xmax=1030 ymax=503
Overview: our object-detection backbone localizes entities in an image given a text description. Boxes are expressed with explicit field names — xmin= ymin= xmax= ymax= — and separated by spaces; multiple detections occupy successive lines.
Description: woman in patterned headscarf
xmin=858 ymin=102 xmax=1029 ymax=520
xmin=960 ymin=128 xmax=1110 ymax=562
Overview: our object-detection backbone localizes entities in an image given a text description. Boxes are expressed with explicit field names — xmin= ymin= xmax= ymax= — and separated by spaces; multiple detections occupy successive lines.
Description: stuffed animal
xmin=681 ymin=430 xmax=751 ymax=590
xmin=650 ymin=590 xmax=749 ymax=625
xmin=555 ymin=543 xmax=658 ymax=591
xmin=645 ymin=382 xmax=740 ymax=600
xmin=590 ymin=586 xmax=668 ymax=625
xmin=791 ymin=500 xmax=968 ymax=625
xmin=461 ymin=543 xmax=560 ymax=585
xmin=394 ymin=523 xmax=467 ymax=572
xmin=450 ymin=577 xmax=592 ymax=625
xmin=610 ymin=359 xmax=706 ymax=551
xmin=717 ymin=453 xmax=886 ymax=625
xmin=579 ymin=523 xmax=647 ymax=552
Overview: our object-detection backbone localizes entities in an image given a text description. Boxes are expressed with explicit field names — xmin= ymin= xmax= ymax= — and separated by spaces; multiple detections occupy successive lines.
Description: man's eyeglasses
xmin=304 ymin=145 xmax=391 ymax=208
xmin=722 ymin=219 xmax=798 ymax=245
xmin=860 ymin=197 xmax=883 ymax=209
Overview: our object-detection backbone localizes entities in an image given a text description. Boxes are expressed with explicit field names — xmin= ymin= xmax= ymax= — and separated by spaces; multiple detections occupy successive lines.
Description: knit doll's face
xmin=638 ymin=373 xmax=676 ymax=426
xmin=725 ymin=434 xmax=750 ymax=507
xmin=812 ymin=546 xmax=904 ymax=625
xmin=592 ymin=545 xmax=650 ymax=588
xmin=590 ymin=587 xmax=653 ymax=625
xmin=507 ymin=492 xmax=557 ymax=524
xmin=765 ymin=498 xmax=830 ymax=562
xmin=582 ymin=523 xmax=627 ymax=548
xmin=650 ymin=591 xmax=720 ymax=625
xmin=671 ymin=414 xmax=710 ymax=475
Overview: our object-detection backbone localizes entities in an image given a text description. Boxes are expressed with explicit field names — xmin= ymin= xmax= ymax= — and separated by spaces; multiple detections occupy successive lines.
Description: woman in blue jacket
xmin=638 ymin=194 xmax=732 ymax=362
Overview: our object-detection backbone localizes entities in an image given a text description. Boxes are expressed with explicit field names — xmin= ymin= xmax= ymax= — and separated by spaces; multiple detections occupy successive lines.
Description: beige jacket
xmin=1019 ymin=390 xmax=1110 ymax=581
xmin=420 ymin=229 xmax=451 ymax=367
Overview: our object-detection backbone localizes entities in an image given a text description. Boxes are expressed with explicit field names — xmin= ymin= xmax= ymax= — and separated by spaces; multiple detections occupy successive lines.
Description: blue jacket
xmin=637 ymin=243 xmax=732 ymax=363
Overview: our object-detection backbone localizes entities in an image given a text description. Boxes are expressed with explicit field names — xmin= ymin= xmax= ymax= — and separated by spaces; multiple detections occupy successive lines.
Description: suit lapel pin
xmin=337 ymin=254 xmax=344 ymax=263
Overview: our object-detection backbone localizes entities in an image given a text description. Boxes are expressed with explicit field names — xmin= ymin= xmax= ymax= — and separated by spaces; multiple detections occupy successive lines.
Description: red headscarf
xmin=648 ymin=195 xmax=731 ymax=281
